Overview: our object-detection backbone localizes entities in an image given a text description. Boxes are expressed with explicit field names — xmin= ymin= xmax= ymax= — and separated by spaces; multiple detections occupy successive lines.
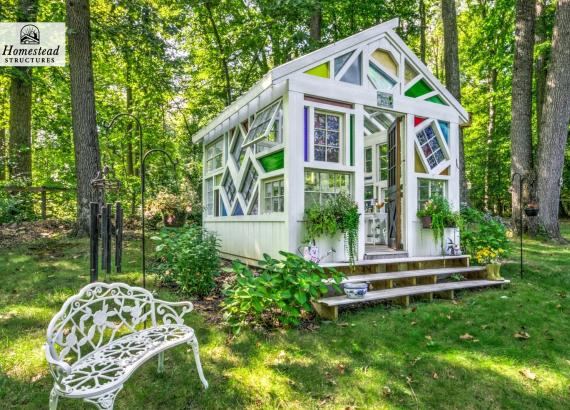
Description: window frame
xmin=205 ymin=137 xmax=224 ymax=174
xmin=377 ymin=143 xmax=388 ymax=182
xmin=417 ymin=178 xmax=447 ymax=211
xmin=242 ymin=100 xmax=283 ymax=149
xmin=414 ymin=121 xmax=450 ymax=174
xmin=263 ymin=177 xmax=285 ymax=214
xmin=304 ymin=170 xmax=352 ymax=208
xmin=312 ymin=110 xmax=344 ymax=164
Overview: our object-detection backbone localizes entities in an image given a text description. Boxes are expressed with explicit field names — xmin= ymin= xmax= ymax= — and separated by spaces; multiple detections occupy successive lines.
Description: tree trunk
xmin=0 ymin=128 xmax=5 ymax=180
xmin=66 ymin=0 xmax=101 ymax=235
xmin=536 ymin=0 xmax=570 ymax=240
xmin=485 ymin=69 xmax=497 ymax=212
xmin=8 ymin=0 xmax=38 ymax=184
xmin=441 ymin=0 xmax=467 ymax=205
xmin=420 ymin=0 xmax=427 ymax=63
xmin=310 ymin=1 xmax=322 ymax=45
xmin=535 ymin=0 xmax=548 ymax=144
xmin=203 ymin=2 xmax=232 ymax=105
xmin=510 ymin=0 xmax=536 ymax=233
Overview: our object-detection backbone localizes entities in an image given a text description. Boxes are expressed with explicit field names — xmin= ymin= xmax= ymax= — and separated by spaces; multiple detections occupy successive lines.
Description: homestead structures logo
xmin=0 ymin=22 xmax=65 ymax=66
xmin=20 ymin=24 xmax=40 ymax=44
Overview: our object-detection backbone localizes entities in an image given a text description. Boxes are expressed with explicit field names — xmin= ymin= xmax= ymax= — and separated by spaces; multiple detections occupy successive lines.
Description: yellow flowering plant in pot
xmin=475 ymin=247 xmax=505 ymax=280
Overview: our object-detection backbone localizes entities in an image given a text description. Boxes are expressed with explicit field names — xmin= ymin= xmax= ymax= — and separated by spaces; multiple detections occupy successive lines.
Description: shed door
xmin=386 ymin=119 xmax=401 ymax=249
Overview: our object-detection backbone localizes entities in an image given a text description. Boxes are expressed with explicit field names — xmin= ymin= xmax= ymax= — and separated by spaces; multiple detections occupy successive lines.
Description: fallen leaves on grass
xmin=337 ymin=364 xmax=346 ymax=375
xmin=382 ymin=386 xmax=392 ymax=396
xmin=432 ymin=372 xmax=439 ymax=379
xmin=520 ymin=368 xmax=537 ymax=381
xmin=514 ymin=331 xmax=531 ymax=340
xmin=460 ymin=333 xmax=474 ymax=341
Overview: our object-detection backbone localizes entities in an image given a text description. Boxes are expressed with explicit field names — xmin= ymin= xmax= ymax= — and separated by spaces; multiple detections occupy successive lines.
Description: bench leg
xmin=84 ymin=386 xmax=122 ymax=410
xmin=158 ymin=351 xmax=165 ymax=373
xmin=189 ymin=338 xmax=209 ymax=389
xmin=49 ymin=387 xmax=59 ymax=410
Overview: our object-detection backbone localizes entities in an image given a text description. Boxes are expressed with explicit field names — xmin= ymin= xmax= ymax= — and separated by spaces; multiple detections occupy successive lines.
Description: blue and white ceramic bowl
xmin=343 ymin=282 xmax=368 ymax=299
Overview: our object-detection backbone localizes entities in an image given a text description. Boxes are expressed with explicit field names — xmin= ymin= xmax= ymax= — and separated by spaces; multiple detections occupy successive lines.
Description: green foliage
xmin=222 ymin=251 xmax=344 ymax=332
xmin=0 ymin=182 xmax=36 ymax=224
xmin=304 ymin=193 xmax=360 ymax=264
xmin=417 ymin=195 xmax=458 ymax=250
xmin=460 ymin=207 xmax=510 ymax=261
xmin=152 ymin=226 xmax=220 ymax=297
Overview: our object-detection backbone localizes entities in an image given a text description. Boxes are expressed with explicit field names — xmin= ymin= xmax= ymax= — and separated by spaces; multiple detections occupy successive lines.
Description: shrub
xmin=152 ymin=226 xmax=220 ymax=297
xmin=0 ymin=186 xmax=35 ymax=224
xmin=460 ymin=207 xmax=509 ymax=262
xmin=222 ymin=252 xmax=345 ymax=332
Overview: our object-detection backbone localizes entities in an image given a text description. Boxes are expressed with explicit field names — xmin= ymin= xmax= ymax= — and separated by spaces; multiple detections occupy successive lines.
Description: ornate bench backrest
xmin=46 ymin=282 xmax=156 ymax=364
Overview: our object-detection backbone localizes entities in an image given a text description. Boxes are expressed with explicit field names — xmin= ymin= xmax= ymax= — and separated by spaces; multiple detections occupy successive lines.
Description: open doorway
xmin=363 ymin=107 xmax=403 ymax=253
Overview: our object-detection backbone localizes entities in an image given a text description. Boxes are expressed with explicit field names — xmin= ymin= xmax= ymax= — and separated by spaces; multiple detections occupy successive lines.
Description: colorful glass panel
xmin=405 ymin=78 xmax=433 ymax=98
xmin=304 ymin=62 xmax=330 ymax=78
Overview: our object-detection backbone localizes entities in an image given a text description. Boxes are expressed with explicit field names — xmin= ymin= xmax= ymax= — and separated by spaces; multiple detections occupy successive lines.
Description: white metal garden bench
xmin=44 ymin=282 xmax=208 ymax=409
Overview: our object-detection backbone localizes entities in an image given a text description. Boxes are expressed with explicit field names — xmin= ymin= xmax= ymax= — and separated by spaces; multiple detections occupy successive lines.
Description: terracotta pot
xmin=163 ymin=211 xmax=187 ymax=228
xmin=485 ymin=263 xmax=503 ymax=280
xmin=421 ymin=215 xmax=432 ymax=229
xmin=524 ymin=207 xmax=539 ymax=217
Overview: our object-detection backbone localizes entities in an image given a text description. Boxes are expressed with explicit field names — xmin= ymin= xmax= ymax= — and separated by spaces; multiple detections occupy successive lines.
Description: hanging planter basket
xmin=524 ymin=207 xmax=539 ymax=217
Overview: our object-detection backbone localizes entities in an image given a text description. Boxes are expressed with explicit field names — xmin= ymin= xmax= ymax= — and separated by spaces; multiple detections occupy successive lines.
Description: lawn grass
xmin=1 ymin=224 xmax=570 ymax=409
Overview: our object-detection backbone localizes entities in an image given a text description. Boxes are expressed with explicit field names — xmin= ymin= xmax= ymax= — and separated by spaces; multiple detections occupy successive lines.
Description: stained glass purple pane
xmin=327 ymin=148 xmax=339 ymax=162
xmin=417 ymin=130 xmax=428 ymax=145
xmin=315 ymin=129 xmax=326 ymax=145
xmin=327 ymin=115 xmax=339 ymax=130
xmin=315 ymin=146 xmax=326 ymax=161
xmin=315 ymin=113 xmax=326 ymax=129
xmin=327 ymin=131 xmax=339 ymax=146
xmin=422 ymin=144 xmax=432 ymax=156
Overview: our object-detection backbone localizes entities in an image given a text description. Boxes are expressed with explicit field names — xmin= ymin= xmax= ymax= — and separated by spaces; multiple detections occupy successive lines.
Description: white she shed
xmin=192 ymin=18 xmax=469 ymax=264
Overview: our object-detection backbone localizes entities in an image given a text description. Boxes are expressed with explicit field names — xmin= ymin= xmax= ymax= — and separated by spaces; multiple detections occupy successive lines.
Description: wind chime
xmin=89 ymin=165 xmax=123 ymax=282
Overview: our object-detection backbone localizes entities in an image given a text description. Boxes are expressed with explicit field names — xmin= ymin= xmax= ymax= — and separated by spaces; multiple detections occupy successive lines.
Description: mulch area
xmin=0 ymin=219 xmax=75 ymax=249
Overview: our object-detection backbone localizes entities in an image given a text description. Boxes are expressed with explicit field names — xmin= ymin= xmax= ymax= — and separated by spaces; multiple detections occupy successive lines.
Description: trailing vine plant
xmin=417 ymin=195 xmax=459 ymax=253
xmin=304 ymin=193 xmax=360 ymax=266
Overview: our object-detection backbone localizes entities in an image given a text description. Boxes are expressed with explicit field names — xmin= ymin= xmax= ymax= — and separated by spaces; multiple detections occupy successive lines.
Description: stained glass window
xmin=405 ymin=78 xmax=433 ymax=98
xmin=305 ymin=62 xmax=330 ymax=78
xmin=371 ymin=50 xmax=398 ymax=77
xmin=438 ymin=121 xmax=450 ymax=143
xmin=205 ymin=177 xmax=214 ymax=216
xmin=416 ymin=125 xmax=446 ymax=169
xmin=224 ymin=175 xmax=237 ymax=205
xmin=368 ymin=62 xmax=396 ymax=91
xmin=314 ymin=111 xmax=341 ymax=163
xmin=404 ymin=61 xmax=419 ymax=84
xmin=340 ymin=52 xmax=362 ymax=85
xmin=264 ymin=178 xmax=284 ymax=213
xmin=231 ymin=131 xmax=246 ymax=168
xmin=304 ymin=170 xmax=351 ymax=207
xmin=334 ymin=51 xmax=353 ymax=76
xmin=205 ymin=137 xmax=223 ymax=173
xmin=240 ymin=164 xmax=258 ymax=203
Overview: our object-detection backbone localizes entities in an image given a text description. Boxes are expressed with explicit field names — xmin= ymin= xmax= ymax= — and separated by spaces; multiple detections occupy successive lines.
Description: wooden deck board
xmin=321 ymin=255 xmax=470 ymax=268
xmin=341 ymin=266 xmax=485 ymax=283
xmin=318 ymin=279 xmax=509 ymax=307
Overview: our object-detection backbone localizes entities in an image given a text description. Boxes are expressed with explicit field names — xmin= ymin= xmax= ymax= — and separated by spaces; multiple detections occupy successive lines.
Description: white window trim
xmin=307 ymin=107 xmax=350 ymax=166
xmin=262 ymin=177 xmax=285 ymax=214
xmin=413 ymin=120 xmax=450 ymax=175
xmin=205 ymin=136 xmax=224 ymax=175
xmin=417 ymin=178 xmax=448 ymax=211
xmin=242 ymin=100 xmax=283 ymax=149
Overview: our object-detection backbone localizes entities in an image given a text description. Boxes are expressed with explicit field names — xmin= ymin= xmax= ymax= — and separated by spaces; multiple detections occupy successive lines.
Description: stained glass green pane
xmin=305 ymin=62 xmax=330 ymax=78
xmin=334 ymin=51 xmax=353 ymax=76
xmin=259 ymin=150 xmax=284 ymax=172
xmin=405 ymin=78 xmax=433 ymax=98
xmin=368 ymin=62 xmax=395 ymax=91
xmin=426 ymin=95 xmax=447 ymax=105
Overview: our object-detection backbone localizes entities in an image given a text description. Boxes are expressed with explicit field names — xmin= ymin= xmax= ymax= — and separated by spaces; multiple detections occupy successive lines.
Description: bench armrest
xmin=44 ymin=343 xmax=71 ymax=389
xmin=154 ymin=299 xmax=194 ymax=325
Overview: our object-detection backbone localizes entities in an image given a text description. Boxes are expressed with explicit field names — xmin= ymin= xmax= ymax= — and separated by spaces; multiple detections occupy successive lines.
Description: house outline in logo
xmin=20 ymin=24 xmax=40 ymax=45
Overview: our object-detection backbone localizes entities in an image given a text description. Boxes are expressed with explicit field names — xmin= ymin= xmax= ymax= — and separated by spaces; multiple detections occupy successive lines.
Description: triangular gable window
xmin=426 ymin=94 xmax=447 ymax=105
xmin=334 ymin=51 xmax=353 ymax=76
xmin=368 ymin=62 xmax=396 ymax=91
xmin=242 ymin=100 xmax=282 ymax=149
xmin=405 ymin=61 xmax=419 ymax=84
xmin=371 ymin=50 xmax=398 ymax=77
xmin=405 ymin=78 xmax=433 ymax=98
xmin=304 ymin=62 xmax=330 ymax=78
xmin=340 ymin=52 xmax=362 ymax=85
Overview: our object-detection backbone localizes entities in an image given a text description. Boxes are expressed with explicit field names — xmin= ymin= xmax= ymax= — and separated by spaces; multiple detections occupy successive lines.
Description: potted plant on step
xmin=475 ymin=247 xmax=505 ymax=280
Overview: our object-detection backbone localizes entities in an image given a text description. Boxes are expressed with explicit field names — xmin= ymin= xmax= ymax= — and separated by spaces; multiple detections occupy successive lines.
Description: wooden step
xmin=364 ymin=250 xmax=409 ymax=260
xmin=321 ymin=255 xmax=469 ymax=268
xmin=312 ymin=279 xmax=509 ymax=320
xmin=341 ymin=266 xmax=486 ymax=284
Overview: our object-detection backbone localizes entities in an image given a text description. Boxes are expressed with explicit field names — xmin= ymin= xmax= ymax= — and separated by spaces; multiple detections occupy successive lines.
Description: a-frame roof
xmin=192 ymin=18 xmax=468 ymax=143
